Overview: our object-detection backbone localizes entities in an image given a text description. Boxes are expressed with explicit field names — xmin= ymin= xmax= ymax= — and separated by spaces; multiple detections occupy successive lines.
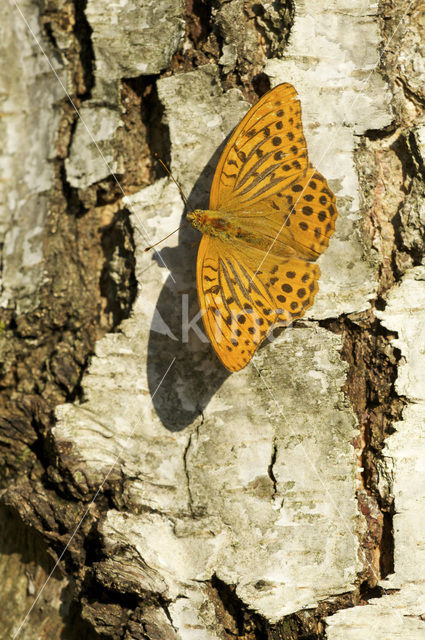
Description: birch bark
xmin=1 ymin=1 xmax=424 ymax=639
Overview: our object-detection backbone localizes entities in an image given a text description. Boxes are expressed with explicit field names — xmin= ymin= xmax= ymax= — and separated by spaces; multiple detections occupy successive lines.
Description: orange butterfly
xmin=187 ymin=83 xmax=337 ymax=372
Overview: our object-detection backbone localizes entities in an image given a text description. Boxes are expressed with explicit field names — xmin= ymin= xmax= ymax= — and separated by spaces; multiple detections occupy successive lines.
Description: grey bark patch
xmin=0 ymin=0 xmax=63 ymax=312
xmin=86 ymin=0 xmax=185 ymax=86
xmin=65 ymin=106 xmax=123 ymax=189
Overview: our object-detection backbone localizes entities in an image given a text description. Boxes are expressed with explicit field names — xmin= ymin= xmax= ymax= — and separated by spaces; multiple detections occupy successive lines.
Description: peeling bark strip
xmin=1 ymin=0 xmax=425 ymax=638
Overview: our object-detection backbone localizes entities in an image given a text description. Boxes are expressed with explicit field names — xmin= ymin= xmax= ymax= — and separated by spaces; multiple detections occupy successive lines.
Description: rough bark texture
xmin=1 ymin=0 xmax=425 ymax=639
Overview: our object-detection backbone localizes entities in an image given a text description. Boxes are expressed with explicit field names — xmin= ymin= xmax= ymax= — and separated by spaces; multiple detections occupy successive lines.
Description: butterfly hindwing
xmin=197 ymin=236 xmax=320 ymax=372
xmin=210 ymin=83 xmax=308 ymax=210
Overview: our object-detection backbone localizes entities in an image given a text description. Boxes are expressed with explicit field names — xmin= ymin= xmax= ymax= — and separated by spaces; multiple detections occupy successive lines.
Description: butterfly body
xmin=189 ymin=83 xmax=338 ymax=372
xmin=187 ymin=209 xmax=237 ymax=239
xmin=188 ymin=208 xmax=288 ymax=255
xmin=187 ymin=209 xmax=267 ymax=248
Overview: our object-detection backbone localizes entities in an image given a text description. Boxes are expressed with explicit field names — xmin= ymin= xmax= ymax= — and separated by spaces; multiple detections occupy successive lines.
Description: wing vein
xmin=219 ymin=258 xmax=245 ymax=310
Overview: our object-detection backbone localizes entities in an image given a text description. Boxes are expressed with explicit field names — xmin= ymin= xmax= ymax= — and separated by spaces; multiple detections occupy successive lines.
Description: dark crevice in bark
xmin=262 ymin=593 xmax=358 ymax=640
xmin=389 ymin=147 xmax=425 ymax=280
xmin=0 ymin=503 xmax=97 ymax=640
xmin=183 ymin=433 xmax=195 ymax=517
xmin=79 ymin=563 xmax=179 ymax=638
xmin=210 ymin=574 xmax=260 ymax=639
xmin=267 ymin=439 xmax=278 ymax=499
xmin=73 ymin=0 xmax=95 ymax=98
xmin=407 ymin=129 xmax=425 ymax=180
xmin=28 ymin=411 xmax=54 ymax=471
xmin=43 ymin=20 xmax=60 ymax=52
xmin=209 ymin=576 xmax=361 ymax=640
xmin=64 ymin=351 xmax=92 ymax=404
xmin=171 ymin=0 xmax=295 ymax=97
xmin=358 ymin=582 xmax=388 ymax=601
xmin=59 ymin=160 xmax=88 ymax=218
xmin=82 ymin=571 xmax=142 ymax=611
xmin=60 ymin=599 xmax=101 ymax=640
xmin=246 ymin=0 xmax=295 ymax=58
xmin=186 ymin=0 xmax=214 ymax=49
xmin=390 ymin=133 xmax=417 ymax=190
xmin=361 ymin=120 xmax=398 ymax=141
xmin=170 ymin=0 xmax=219 ymax=73
xmin=379 ymin=505 xmax=395 ymax=577
xmin=398 ymin=74 xmax=425 ymax=110
xmin=126 ymin=75 xmax=172 ymax=181
xmin=252 ymin=72 xmax=272 ymax=98
xmin=320 ymin=313 xmax=405 ymax=588
xmin=42 ymin=0 xmax=95 ymax=100
xmin=100 ymin=208 xmax=137 ymax=329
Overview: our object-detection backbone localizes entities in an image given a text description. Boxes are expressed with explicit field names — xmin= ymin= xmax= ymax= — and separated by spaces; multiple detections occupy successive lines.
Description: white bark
xmin=0 ymin=0 xmax=63 ymax=312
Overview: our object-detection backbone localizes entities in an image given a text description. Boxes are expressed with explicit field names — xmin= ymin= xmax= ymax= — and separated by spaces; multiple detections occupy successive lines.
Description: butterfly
xmin=187 ymin=83 xmax=337 ymax=372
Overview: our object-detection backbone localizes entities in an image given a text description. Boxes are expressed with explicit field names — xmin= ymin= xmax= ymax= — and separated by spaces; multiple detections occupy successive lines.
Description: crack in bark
xmin=169 ymin=0 xmax=219 ymax=74
xmin=267 ymin=438 xmax=278 ymax=500
xmin=183 ymin=432 xmax=195 ymax=516
xmin=100 ymin=207 xmax=138 ymax=328
xmin=211 ymin=573 xmax=360 ymax=640
xmin=319 ymin=312 xmax=405 ymax=590
xmin=132 ymin=76 xmax=172 ymax=182
xmin=73 ymin=0 xmax=95 ymax=98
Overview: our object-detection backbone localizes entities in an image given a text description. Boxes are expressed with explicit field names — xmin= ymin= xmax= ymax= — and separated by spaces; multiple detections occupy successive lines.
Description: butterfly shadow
xmin=146 ymin=143 xmax=232 ymax=432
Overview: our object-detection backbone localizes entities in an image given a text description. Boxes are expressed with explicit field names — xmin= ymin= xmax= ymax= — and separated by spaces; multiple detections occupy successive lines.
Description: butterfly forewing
xmin=197 ymin=236 xmax=320 ymax=372
xmin=210 ymin=83 xmax=309 ymax=210
xmin=228 ymin=164 xmax=338 ymax=260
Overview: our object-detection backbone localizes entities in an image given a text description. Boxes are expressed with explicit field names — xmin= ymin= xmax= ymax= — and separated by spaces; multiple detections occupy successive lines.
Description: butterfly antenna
xmin=154 ymin=153 xmax=191 ymax=211
xmin=144 ymin=154 xmax=192 ymax=252
xmin=144 ymin=223 xmax=186 ymax=252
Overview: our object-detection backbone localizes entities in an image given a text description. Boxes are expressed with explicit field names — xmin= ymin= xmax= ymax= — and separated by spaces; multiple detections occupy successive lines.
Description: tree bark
xmin=1 ymin=0 xmax=425 ymax=638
